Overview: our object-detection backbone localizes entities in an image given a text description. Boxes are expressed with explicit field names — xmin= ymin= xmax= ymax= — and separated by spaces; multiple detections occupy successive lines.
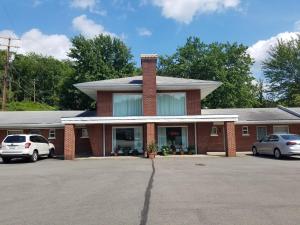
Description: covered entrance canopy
xmin=61 ymin=114 xmax=238 ymax=159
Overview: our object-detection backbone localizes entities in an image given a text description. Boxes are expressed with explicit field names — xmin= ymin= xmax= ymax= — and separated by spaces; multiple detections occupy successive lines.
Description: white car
xmin=252 ymin=134 xmax=300 ymax=159
xmin=0 ymin=134 xmax=55 ymax=163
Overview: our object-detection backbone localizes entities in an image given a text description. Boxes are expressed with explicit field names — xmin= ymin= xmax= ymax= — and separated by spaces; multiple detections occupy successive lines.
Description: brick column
xmin=146 ymin=123 xmax=155 ymax=147
xmin=64 ymin=124 xmax=75 ymax=160
xmin=87 ymin=124 xmax=103 ymax=157
xmin=224 ymin=122 xmax=236 ymax=157
xmin=186 ymin=90 xmax=201 ymax=115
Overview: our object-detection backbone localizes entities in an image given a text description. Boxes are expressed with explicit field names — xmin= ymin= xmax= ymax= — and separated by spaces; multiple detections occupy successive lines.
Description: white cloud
xmin=72 ymin=14 xmax=116 ymax=38
xmin=247 ymin=32 xmax=300 ymax=78
xmin=150 ymin=0 xmax=240 ymax=24
xmin=137 ymin=27 xmax=152 ymax=37
xmin=0 ymin=29 xmax=71 ymax=60
xmin=70 ymin=0 xmax=106 ymax=15
xmin=294 ymin=20 xmax=300 ymax=31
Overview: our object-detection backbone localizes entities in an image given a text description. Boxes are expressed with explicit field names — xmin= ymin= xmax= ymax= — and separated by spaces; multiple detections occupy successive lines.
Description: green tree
xmin=262 ymin=36 xmax=300 ymax=106
xmin=60 ymin=34 xmax=135 ymax=109
xmin=10 ymin=53 xmax=73 ymax=107
xmin=158 ymin=37 xmax=258 ymax=108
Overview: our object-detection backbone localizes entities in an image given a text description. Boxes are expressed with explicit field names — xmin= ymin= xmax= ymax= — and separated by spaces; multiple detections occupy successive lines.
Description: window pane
xmin=257 ymin=127 xmax=267 ymax=140
xmin=273 ymin=126 xmax=289 ymax=134
xmin=113 ymin=94 xmax=142 ymax=116
xmin=4 ymin=135 xmax=26 ymax=143
xmin=157 ymin=93 xmax=186 ymax=116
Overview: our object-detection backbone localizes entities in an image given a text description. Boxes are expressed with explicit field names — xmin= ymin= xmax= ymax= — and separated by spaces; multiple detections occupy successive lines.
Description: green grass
xmin=6 ymin=101 xmax=57 ymax=111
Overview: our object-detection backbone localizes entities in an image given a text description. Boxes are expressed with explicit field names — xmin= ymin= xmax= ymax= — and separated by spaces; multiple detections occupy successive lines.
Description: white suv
xmin=0 ymin=134 xmax=55 ymax=163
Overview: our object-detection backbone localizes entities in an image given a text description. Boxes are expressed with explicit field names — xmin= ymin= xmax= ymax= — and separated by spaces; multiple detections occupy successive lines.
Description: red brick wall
xmin=186 ymin=90 xmax=201 ymax=115
xmin=142 ymin=56 xmax=157 ymax=116
xmin=97 ymin=91 xmax=113 ymax=116
xmin=64 ymin=124 xmax=75 ymax=160
xmin=87 ymin=124 xmax=103 ymax=156
xmin=75 ymin=128 xmax=92 ymax=156
xmin=224 ymin=122 xmax=236 ymax=157
xmin=105 ymin=125 xmax=112 ymax=156
xmin=196 ymin=123 xmax=224 ymax=154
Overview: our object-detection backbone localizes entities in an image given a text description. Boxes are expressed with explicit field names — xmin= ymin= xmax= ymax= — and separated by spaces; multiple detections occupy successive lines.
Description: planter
xmin=180 ymin=151 xmax=184 ymax=155
xmin=113 ymin=152 xmax=118 ymax=156
xmin=148 ymin=152 xmax=156 ymax=159
xmin=172 ymin=151 xmax=177 ymax=155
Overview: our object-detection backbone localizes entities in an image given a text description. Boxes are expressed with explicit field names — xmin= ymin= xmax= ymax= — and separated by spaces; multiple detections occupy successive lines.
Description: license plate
xmin=8 ymin=146 xmax=16 ymax=150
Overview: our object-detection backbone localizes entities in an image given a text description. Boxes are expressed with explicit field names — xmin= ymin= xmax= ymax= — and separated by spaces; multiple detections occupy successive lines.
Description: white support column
xmin=194 ymin=122 xmax=198 ymax=154
xmin=103 ymin=124 xmax=106 ymax=157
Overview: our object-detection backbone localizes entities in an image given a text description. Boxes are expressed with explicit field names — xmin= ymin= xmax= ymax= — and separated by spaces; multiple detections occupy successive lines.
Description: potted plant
xmin=179 ymin=145 xmax=185 ymax=155
xmin=161 ymin=145 xmax=170 ymax=156
xmin=113 ymin=146 xmax=120 ymax=156
xmin=147 ymin=142 xmax=158 ymax=159
xmin=170 ymin=144 xmax=176 ymax=155
xmin=188 ymin=145 xmax=195 ymax=155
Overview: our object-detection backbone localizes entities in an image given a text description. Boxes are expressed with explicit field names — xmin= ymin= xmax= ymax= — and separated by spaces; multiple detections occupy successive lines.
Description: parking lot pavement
xmin=1 ymin=156 xmax=300 ymax=225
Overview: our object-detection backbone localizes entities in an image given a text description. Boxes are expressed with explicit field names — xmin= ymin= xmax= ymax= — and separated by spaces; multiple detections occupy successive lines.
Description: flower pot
xmin=180 ymin=151 xmax=184 ymax=155
xmin=172 ymin=151 xmax=176 ymax=155
xmin=148 ymin=152 xmax=156 ymax=159
xmin=114 ymin=152 xmax=118 ymax=156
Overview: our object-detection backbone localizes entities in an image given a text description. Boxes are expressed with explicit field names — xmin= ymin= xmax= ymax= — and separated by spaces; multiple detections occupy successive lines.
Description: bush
xmin=6 ymin=101 xmax=57 ymax=111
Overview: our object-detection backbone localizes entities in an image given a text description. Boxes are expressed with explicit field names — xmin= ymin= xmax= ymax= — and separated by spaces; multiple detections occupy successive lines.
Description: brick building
xmin=0 ymin=54 xmax=300 ymax=159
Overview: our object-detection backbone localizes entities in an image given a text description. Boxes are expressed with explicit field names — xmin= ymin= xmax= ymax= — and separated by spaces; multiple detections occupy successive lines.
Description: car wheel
xmin=48 ymin=148 xmax=54 ymax=158
xmin=2 ymin=157 xmax=11 ymax=164
xmin=30 ymin=150 xmax=39 ymax=162
xmin=252 ymin=147 xmax=258 ymax=156
xmin=274 ymin=148 xmax=281 ymax=159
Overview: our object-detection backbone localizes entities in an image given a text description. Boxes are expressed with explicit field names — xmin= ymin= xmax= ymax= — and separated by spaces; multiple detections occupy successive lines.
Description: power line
xmin=1 ymin=36 xmax=20 ymax=111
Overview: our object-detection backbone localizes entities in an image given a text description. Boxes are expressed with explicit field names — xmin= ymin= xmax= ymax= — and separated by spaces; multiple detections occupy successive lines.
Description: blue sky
xmin=0 ymin=0 xmax=300 ymax=77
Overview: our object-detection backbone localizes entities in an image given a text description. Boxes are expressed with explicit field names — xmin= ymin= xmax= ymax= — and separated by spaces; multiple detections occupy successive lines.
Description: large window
xmin=112 ymin=127 xmax=143 ymax=154
xmin=113 ymin=94 xmax=142 ymax=116
xmin=157 ymin=126 xmax=188 ymax=151
xmin=157 ymin=93 xmax=186 ymax=116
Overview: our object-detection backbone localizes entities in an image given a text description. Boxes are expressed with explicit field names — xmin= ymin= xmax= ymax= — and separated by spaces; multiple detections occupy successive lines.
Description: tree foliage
xmin=158 ymin=37 xmax=258 ymax=108
xmin=262 ymin=36 xmax=300 ymax=106
xmin=10 ymin=53 xmax=73 ymax=106
xmin=60 ymin=35 xmax=135 ymax=109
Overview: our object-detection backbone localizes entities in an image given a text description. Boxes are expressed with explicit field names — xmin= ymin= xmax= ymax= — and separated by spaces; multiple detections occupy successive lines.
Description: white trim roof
xmin=74 ymin=76 xmax=222 ymax=100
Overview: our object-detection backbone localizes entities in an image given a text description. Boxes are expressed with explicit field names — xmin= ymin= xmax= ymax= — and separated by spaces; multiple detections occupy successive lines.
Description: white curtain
xmin=181 ymin=127 xmax=188 ymax=150
xmin=134 ymin=127 xmax=143 ymax=153
xmin=113 ymin=94 xmax=142 ymax=116
xmin=157 ymin=127 xmax=167 ymax=151
xmin=157 ymin=93 xmax=186 ymax=116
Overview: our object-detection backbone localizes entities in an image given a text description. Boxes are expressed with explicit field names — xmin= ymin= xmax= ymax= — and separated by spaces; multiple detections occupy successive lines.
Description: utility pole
xmin=0 ymin=36 xmax=19 ymax=111
xmin=33 ymin=78 xmax=36 ymax=103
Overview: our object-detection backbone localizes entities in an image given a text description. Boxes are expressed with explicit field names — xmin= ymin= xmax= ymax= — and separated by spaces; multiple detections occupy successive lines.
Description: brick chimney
xmin=141 ymin=54 xmax=158 ymax=116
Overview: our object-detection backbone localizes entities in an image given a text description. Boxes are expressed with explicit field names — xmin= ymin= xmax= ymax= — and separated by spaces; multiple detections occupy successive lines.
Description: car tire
xmin=30 ymin=150 xmax=39 ymax=162
xmin=2 ymin=157 xmax=11 ymax=164
xmin=274 ymin=148 xmax=281 ymax=159
xmin=48 ymin=148 xmax=54 ymax=158
xmin=252 ymin=147 xmax=259 ymax=156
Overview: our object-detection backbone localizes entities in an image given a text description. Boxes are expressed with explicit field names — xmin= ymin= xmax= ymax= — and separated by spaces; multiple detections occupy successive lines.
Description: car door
xmin=38 ymin=136 xmax=49 ymax=154
xmin=265 ymin=135 xmax=279 ymax=155
xmin=257 ymin=135 xmax=269 ymax=154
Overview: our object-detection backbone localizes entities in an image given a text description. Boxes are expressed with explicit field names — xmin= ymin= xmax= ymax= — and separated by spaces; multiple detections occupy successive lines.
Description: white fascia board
xmin=236 ymin=120 xmax=300 ymax=125
xmin=61 ymin=115 xmax=238 ymax=125
xmin=0 ymin=123 xmax=64 ymax=129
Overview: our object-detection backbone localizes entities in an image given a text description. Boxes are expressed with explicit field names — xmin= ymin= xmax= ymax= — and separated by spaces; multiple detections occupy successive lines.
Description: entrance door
xmin=112 ymin=127 xmax=143 ymax=155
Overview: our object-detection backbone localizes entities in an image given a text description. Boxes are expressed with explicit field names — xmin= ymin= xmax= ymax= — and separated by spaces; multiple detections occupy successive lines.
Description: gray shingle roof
xmin=202 ymin=108 xmax=300 ymax=122
xmin=0 ymin=111 xmax=84 ymax=128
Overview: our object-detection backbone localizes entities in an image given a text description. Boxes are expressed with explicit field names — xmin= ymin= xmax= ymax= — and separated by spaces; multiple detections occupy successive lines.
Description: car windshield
xmin=281 ymin=134 xmax=300 ymax=140
xmin=4 ymin=135 xmax=26 ymax=143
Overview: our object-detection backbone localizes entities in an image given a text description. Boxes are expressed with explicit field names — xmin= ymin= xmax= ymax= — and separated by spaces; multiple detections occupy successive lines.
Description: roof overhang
xmin=74 ymin=81 xmax=222 ymax=100
xmin=0 ymin=123 xmax=64 ymax=129
xmin=61 ymin=115 xmax=238 ymax=125
xmin=236 ymin=120 xmax=300 ymax=125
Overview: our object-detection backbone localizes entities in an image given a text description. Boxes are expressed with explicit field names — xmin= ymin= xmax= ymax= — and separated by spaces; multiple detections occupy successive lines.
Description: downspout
xmin=103 ymin=124 xmax=106 ymax=157
xmin=194 ymin=122 xmax=198 ymax=154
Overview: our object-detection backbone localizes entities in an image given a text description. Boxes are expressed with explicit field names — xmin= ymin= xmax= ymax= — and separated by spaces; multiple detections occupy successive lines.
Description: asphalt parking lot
xmin=1 ymin=155 xmax=300 ymax=225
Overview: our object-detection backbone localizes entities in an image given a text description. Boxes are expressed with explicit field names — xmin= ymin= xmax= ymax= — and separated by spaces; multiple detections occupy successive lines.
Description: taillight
xmin=25 ymin=143 xmax=31 ymax=148
xmin=287 ymin=141 xmax=297 ymax=145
